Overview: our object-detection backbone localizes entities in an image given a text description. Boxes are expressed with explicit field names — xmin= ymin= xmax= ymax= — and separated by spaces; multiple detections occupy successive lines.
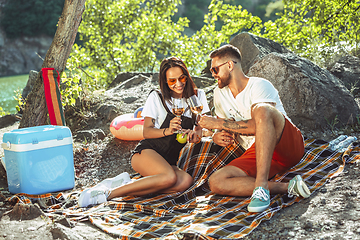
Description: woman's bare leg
xmin=108 ymin=149 xmax=192 ymax=199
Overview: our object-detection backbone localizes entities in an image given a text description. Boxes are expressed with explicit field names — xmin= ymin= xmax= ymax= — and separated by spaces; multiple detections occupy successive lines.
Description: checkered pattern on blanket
xmin=7 ymin=138 xmax=360 ymax=239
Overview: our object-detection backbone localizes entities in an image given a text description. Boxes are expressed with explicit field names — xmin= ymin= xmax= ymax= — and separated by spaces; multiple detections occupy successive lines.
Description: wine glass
xmin=171 ymin=97 xmax=186 ymax=133
xmin=187 ymin=95 xmax=203 ymax=123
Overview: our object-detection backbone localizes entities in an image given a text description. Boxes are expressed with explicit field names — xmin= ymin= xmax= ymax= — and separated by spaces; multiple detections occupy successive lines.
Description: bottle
xmin=335 ymin=136 xmax=357 ymax=152
xmin=328 ymin=135 xmax=347 ymax=151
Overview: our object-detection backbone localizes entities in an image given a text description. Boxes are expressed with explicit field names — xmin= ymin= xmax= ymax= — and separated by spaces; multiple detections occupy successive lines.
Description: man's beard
xmin=218 ymin=73 xmax=231 ymax=88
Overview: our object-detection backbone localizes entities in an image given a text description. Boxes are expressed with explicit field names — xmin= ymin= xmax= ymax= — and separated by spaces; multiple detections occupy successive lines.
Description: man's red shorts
xmin=227 ymin=117 xmax=304 ymax=179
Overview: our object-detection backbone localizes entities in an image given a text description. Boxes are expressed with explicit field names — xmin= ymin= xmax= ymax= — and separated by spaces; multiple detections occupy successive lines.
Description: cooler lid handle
xmin=1 ymin=142 xmax=11 ymax=150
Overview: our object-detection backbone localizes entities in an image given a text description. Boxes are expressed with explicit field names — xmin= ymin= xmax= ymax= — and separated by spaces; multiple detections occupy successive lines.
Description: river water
xmin=0 ymin=74 xmax=28 ymax=114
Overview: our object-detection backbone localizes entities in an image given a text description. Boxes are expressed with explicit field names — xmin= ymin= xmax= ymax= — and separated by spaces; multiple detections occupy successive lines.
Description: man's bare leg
xmin=251 ymin=104 xmax=285 ymax=190
xmin=208 ymin=166 xmax=288 ymax=197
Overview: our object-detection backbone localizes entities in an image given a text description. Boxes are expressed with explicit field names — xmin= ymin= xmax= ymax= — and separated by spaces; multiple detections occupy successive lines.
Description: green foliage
xmin=13 ymin=89 xmax=24 ymax=113
xmin=60 ymin=50 xmax=101 ymax=108
xmin=0 ymin=107 xmax=8 ymax=117
xmin=184 ymin=3 xmax=207 ymax=30
xmin=182 ymin=0 xmax=211 ymax=31
xmin=71 ymin=0 xmax=189 ymax=86
xmin=262 ymin=0 xmax=360 ymax=67
xmin=66 ymin=0 xmax=358 ymax=111
xmin=0 ymin=0 xmax=65 ymax=38
xmin=264 ymin=0 xmax=284 ymax=21
xmin=325 ymin=115 xmax=340 ymax=134
xmin=180 ymin=0 xmax=280 ymax=31
xmin=69 ymin=0 xmax=261 ymax=87
xmin=172 ymin=0 xmax=262 ymax=74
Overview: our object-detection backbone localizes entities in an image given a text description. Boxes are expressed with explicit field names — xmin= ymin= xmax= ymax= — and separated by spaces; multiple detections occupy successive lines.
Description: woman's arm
xmin=142 ymin=116 xmax=182 ymax=139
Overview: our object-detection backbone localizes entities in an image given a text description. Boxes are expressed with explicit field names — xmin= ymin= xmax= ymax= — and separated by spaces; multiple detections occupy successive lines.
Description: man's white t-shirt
xmin=213 ymin=77 xmax=289 ymax=149
xmin=141 ymin=89 xmax=210 ymax=129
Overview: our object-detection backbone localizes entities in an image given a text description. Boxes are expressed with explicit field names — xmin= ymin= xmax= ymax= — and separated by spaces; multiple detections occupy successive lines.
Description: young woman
xmin=78 ymin=57 xmax=210 ymax=207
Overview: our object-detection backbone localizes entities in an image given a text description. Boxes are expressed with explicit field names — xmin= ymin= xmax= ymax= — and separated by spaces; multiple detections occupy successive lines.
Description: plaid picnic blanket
xmin=7 ymin=137 xmax=360 ymax=239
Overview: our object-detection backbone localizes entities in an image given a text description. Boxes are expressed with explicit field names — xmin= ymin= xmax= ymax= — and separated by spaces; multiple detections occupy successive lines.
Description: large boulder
xmin=229 ymin=32 xmax=292 ymax=74
xmin=107 ymin=72 xmax=155 ymax=89
xmin=22 ymin=70 xmax=38 ymax=99
xmin=247 ymin=52 xmax=360 ymax=136
xmin=330 ymin=55 xmax=360 ymax=97
xmin=201 ymin=32 xmax=292 ymax=76
xmin=0 ymin=31 xmax=52 ymax=76
xmin=109 ymin=72 xmax=215 ymax=90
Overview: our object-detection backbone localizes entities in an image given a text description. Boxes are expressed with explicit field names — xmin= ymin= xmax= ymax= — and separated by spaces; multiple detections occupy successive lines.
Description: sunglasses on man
xmin=210 ymin=60 xmax=237 ymax=75
xmin=167 ymin=75 xmax=188 ymax=85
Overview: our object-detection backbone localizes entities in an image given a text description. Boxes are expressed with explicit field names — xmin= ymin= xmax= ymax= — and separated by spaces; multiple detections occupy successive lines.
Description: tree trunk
xmin=19 ymin=0 xmax=86 ymax=128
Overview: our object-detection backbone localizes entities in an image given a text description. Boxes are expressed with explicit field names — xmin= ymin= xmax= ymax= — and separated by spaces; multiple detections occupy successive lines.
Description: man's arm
xmin=222 ymin=118 xmax=255 ymax=136
xmin=199 ymin=116 xmax=255 ymax=136
xmin=199 ymin=102 xmax=276 ymax=136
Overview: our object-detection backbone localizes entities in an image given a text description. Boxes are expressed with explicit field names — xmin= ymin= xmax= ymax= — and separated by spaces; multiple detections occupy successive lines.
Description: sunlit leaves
xmin=262 ymin=0 xmax=360 ymax=67
xmin=71 ymin=0 xmax=187 ymax=85
xmin=69 ymin=0 xmax=263 ymax=85
xmin=172 ymin=0 xmax=262 ymax=74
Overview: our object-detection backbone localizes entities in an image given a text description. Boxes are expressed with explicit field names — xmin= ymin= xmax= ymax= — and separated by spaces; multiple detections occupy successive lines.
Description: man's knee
xmin=208 ymin=170 xmax=223 ymax=194
xmin=208 ymin=166 xmax=246 ymax=194
xmin=252 ymin=103 xmax=280 ymax=120
xmin=253 ymin=104 xmax=285 ymax=132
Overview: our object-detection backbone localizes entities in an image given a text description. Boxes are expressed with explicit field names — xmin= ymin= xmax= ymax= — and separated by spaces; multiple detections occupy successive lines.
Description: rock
xmin=201 ymin=32 xmax=292 ymax=80
xmin=105 ymin=75 xmax=156 ymax=113
xmin=229 ymin=32 xmax=292 ymax=74
xmin=247 ymin=52 xmax=360 ymax=136
xmin=192 ymin=76 xmax=217 ymax=89
xmin=0 ymin=114 xmax=20 ymax=128
xmin=303 ymin=221 xmax=314 ymax=229
xmin=110 ymin=74 xmax=149 ymax=91
xmin=123 ymin=96 xmax=138 ymax=104
xmin=22 ymin=70 xmax=38 ymax=99
xmin=9 ymin=203 xmax=45 ymax=221
xmin=107 ymin=72 xmax=154 ymax=89
xmin=50 ymin=224 xmax=85 ymax=240
xmin=53 ymin=215 xmax=75 ymax=228
xmin=330 ymin=55 xmax=360 ymax=97
xmin=200 ymin=59 xmax=212 ymax=78
xmin=96 ymin=103 xmax=118 ymax=122
xmin=0 ymin=31 xmax=52 ymax=76
xmin=75 ymin=129 xmax=106 ymax=142
xmin=320 ymin=187 xmax=327 ymax=193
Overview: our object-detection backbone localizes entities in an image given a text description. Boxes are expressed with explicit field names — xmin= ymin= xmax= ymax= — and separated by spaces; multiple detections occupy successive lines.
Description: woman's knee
xmin=158 ymin=171 xmax=178 ymax=189
xmin=174 ymin=173 xmax=193 ymax=192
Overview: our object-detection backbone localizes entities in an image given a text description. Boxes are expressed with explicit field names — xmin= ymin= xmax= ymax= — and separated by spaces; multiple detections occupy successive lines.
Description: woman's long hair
xmin=159 ymin=57 xmax=197 ymax=100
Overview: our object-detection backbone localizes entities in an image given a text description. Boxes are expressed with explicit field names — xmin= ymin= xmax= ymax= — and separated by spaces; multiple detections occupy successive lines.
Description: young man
xmin=198 ymin=44 xmax=311 ymax=212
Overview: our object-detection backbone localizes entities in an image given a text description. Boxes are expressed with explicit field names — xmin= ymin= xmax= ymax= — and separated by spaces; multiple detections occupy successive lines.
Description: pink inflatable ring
xmin=110 ymin=113 xmax=144 ymax=141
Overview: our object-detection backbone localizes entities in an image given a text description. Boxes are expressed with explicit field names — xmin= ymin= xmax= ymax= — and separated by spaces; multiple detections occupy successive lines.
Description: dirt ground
xmin=1 ymin=121 xmax=360 ymax=240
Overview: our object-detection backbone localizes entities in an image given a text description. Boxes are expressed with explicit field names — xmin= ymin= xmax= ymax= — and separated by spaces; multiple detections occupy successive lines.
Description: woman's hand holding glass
xmin=171 ymin=97 xmax=186 ymax=133
xmin=186 ymin=95 xmax=203 ymax=123
xmin=168 ymin=116 xmax=182 ymax=134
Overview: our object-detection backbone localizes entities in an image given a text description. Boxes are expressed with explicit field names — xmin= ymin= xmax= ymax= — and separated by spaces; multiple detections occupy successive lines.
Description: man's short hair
xmin=209 ymin=44 xmax=242 ymax=62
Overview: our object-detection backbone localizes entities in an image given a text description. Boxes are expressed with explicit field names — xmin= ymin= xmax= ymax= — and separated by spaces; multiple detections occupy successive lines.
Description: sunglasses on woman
xmin=167 ymin=74 xmax=188 ymax=85
xmin=210 ymin=60 xmax=237 ymax=75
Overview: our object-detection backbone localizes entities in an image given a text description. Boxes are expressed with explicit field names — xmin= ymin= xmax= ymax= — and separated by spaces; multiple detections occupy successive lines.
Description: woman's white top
xmin=141 ymin=89 xmax=210 ymax=129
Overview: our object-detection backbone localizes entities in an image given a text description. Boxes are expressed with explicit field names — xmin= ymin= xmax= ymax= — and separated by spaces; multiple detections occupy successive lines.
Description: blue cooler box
xmin=1 ymin=125 xmax=75 ymax=194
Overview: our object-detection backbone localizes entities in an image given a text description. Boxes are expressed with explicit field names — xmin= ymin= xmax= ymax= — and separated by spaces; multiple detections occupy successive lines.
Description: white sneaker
xmin=288 ymin=175 xmax=311 ymax=198
xmin=78 ymin=184 xmax=110 ymax=208
xmin=98 ymin=172 xmax=131 ymax=189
